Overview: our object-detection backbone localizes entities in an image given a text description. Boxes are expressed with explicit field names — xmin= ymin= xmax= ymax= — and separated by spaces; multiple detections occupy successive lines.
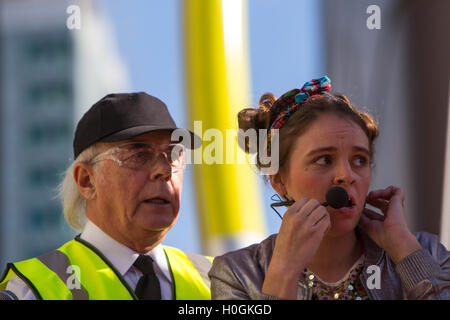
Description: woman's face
xmin=274 ymin=113 xmax=371 ymax=237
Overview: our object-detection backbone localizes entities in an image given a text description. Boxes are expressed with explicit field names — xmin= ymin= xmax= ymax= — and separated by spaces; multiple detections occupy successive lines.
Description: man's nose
xmin=149 ymin=153 xmax=173 ymax=180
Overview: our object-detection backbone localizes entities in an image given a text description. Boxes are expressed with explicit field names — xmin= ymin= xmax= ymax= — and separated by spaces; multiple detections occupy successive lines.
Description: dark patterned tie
xmin=133 ymin=254 xmax=161 ymax=300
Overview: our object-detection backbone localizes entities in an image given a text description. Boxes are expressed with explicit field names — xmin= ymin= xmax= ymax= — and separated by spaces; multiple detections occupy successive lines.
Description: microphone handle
xmin=271 ymin=200 xmax=329 ymax=208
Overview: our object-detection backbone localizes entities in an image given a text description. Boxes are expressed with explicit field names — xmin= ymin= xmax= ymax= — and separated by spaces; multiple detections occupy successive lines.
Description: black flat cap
xmin=73 ymin=92 xmax=201 ymax=158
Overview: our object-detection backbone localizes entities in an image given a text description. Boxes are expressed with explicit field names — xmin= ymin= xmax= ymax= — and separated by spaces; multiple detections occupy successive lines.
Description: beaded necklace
xmin=303 ymin=239 xmax=369 ymax=300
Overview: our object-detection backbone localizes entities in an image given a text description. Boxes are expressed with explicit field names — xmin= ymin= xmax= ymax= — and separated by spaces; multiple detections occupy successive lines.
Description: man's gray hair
xmin=58 ymin=144 xmax=100 ymax=231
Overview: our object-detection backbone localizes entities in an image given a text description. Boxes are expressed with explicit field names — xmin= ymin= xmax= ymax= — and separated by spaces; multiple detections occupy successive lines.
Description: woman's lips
xmin=334 ymin=195 xmax=357 ymax=215
xmin=337 ymin=205 xmax=356 ymax=215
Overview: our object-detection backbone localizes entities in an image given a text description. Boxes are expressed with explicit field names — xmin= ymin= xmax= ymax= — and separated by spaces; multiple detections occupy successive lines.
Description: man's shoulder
xmin=162 ymin=245 xmax=212 ymax=270
xmin=162 ymin=245 xmax=213 ymax=288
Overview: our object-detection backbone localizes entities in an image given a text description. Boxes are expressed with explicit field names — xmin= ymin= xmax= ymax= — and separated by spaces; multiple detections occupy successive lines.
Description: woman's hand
xmin=359 ymin=186 xmax=421 ymax=264
xmin=262 ymin=198 xmax=330 ymax=299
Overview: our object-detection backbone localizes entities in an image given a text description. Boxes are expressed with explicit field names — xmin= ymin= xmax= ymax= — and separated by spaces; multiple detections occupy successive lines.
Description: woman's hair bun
xmin=237 ymin=92 xmax=277 ymax=153
xmin=259 ymin=93 xmax=277 ymax=112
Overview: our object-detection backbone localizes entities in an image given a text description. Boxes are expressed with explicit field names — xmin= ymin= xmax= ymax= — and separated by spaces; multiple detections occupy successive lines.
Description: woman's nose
xmin=333 ymin=161 xmax=355 ymax=185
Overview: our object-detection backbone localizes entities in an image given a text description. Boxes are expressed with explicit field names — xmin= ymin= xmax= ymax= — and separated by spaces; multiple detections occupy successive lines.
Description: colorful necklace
xmin=304 ymin=238 xmax=369 ymax=300
xmin=304 ymin=256 xmax=369 ymax=300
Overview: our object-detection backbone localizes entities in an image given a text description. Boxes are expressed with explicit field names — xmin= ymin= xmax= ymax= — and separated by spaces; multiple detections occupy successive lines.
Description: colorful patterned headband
xmin=266 ymin=76 xmax=342 ymax=152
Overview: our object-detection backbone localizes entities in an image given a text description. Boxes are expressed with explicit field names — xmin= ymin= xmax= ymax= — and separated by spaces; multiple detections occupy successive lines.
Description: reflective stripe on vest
xmin=0 ymin=290 xmax=18 ymax=300
xmin=0 ymin=237 xmax=212 ymax=300
xmin=0 ymin=238 xmax=136 ymax=300
xmin=162 ymin=246 xmax=212 ymax=300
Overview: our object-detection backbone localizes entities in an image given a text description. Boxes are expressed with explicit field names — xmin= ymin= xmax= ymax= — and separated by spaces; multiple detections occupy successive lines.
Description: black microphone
xmin=270 ymin=186 xmax=352 ymax=219
xmin=322 ymin=186 xmax=351 ymax=209
xmin=270 ymin=186 xmax=351 ymax=209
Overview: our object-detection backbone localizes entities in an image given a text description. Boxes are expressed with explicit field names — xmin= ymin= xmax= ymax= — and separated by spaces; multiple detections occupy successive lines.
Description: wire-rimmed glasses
xmin=90 ymin=142 xmax=186 ymax=172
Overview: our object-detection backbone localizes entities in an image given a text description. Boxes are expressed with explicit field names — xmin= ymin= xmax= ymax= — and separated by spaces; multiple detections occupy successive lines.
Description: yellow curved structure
xmin=183 ymin=0 xmax=267 ymax=255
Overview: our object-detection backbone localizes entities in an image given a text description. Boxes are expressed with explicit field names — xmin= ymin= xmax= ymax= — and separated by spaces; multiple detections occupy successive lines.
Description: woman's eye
xmin=353 ymin=156 xmax=368 ymax=167
xmin=315 ymin=155 xmax=331 ymax=165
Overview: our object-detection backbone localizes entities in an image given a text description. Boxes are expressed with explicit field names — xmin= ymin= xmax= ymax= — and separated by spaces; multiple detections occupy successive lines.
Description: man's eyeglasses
xmin=90 ymin=142 xmax=186 ymax=171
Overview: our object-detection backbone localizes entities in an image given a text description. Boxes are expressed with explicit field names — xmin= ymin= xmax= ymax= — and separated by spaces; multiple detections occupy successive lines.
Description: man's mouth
xmin=144 ymin=197 xmax=171 ymax=205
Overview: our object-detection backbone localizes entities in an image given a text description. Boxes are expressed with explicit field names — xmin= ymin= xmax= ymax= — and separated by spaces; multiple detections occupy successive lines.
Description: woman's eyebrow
xmin=306 ymin=146 xmax=336 ymax=157
xmin=353 ymin=146 xmax=370 ymax=156
xmin=306 ymin=146 xmax=370 ymax=157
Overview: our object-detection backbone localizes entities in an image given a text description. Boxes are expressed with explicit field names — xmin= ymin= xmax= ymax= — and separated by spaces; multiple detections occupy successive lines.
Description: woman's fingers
xmin=283 ymin=197 xmax=309 ymax=220
xmin=390 ymin=187 xmax=406 ymax=207
xmin=362 ymin=207 xmax=385 ymax=221
xmin=298 ymin=199 xmax=322 ymax=218
xmin=367 ymin=186 xmax=404 ymax=202
xmin=366 ymin=186 xmax=406 ymax=214
xmin=314 ymin=210 xmax=331 ymax=235
xmin=282 ymin=197 xmax=330 ymax=239
xmin=365 ymin=197 xmax=389 ymax=212
xmin=311 ymin=206 xmax=330 ymax=226
xmin=367 ymin=186 xmax=395 ymax=200
xmin=284 ymin=198 xmax=322 ymax=222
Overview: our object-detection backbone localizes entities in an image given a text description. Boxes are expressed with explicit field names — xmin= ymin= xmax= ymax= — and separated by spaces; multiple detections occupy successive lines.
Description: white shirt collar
xmin=79 ymin=219 xmax=171 ymax=282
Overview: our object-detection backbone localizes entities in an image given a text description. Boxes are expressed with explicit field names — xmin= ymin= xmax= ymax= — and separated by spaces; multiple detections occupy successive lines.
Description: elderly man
xmin=0 ymin=92 xmax=211 ymax=300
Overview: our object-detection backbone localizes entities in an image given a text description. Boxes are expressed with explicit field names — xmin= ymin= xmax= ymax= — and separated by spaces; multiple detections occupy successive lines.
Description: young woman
xmin=208 ymin=76 xmax=450 ymax=300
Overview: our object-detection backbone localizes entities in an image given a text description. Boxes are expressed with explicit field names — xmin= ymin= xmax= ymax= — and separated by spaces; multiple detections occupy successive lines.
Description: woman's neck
xmin=306 ymin=231 xmax=362 ymax=283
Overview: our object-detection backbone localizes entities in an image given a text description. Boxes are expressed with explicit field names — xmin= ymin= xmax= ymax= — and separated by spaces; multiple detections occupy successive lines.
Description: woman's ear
xmin=73 ymin=162 xmax=97 ymax=200
xmin=269 ymin=173 xmax=288 ymax=198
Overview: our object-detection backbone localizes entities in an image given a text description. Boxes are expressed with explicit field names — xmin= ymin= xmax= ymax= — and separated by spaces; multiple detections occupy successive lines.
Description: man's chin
xmin=137 ymin=210 xmax=178 ymax=231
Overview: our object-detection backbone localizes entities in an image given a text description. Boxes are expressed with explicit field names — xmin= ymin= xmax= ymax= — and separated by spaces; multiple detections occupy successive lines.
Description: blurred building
xmin=0 ymin=0 xmax=129 ymax=268
xmin=323 ymin=0 xmax=450 ymax=247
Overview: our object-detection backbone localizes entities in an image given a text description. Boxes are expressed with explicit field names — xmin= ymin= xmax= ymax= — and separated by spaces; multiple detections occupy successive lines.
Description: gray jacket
xmin=209 ymin=227 xmax=450 ymax=300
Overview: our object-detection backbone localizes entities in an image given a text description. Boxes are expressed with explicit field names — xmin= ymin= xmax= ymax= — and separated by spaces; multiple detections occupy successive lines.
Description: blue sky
xmin=95 ymin=0 xmax=323 ymax=254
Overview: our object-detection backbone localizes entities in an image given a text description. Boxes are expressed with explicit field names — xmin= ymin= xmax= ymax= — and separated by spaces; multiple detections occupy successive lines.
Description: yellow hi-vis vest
xmin=0 ymin=237 xmax=213 ymax=300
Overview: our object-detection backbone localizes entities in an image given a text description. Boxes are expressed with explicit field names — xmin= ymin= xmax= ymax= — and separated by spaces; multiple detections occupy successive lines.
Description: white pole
xmin=440 ymin=80 xmax=450 ymax=250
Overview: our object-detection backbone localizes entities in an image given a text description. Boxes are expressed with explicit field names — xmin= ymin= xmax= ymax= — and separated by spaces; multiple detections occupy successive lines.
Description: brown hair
xmin=237 ymin=92 xmax=379 ymax=178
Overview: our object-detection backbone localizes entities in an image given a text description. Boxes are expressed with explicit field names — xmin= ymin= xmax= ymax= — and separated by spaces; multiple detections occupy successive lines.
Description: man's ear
xmin=73 ymin=162 xmax=97 ymax=200
xmin=269 ymin=173 xmax=288 ymax=198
